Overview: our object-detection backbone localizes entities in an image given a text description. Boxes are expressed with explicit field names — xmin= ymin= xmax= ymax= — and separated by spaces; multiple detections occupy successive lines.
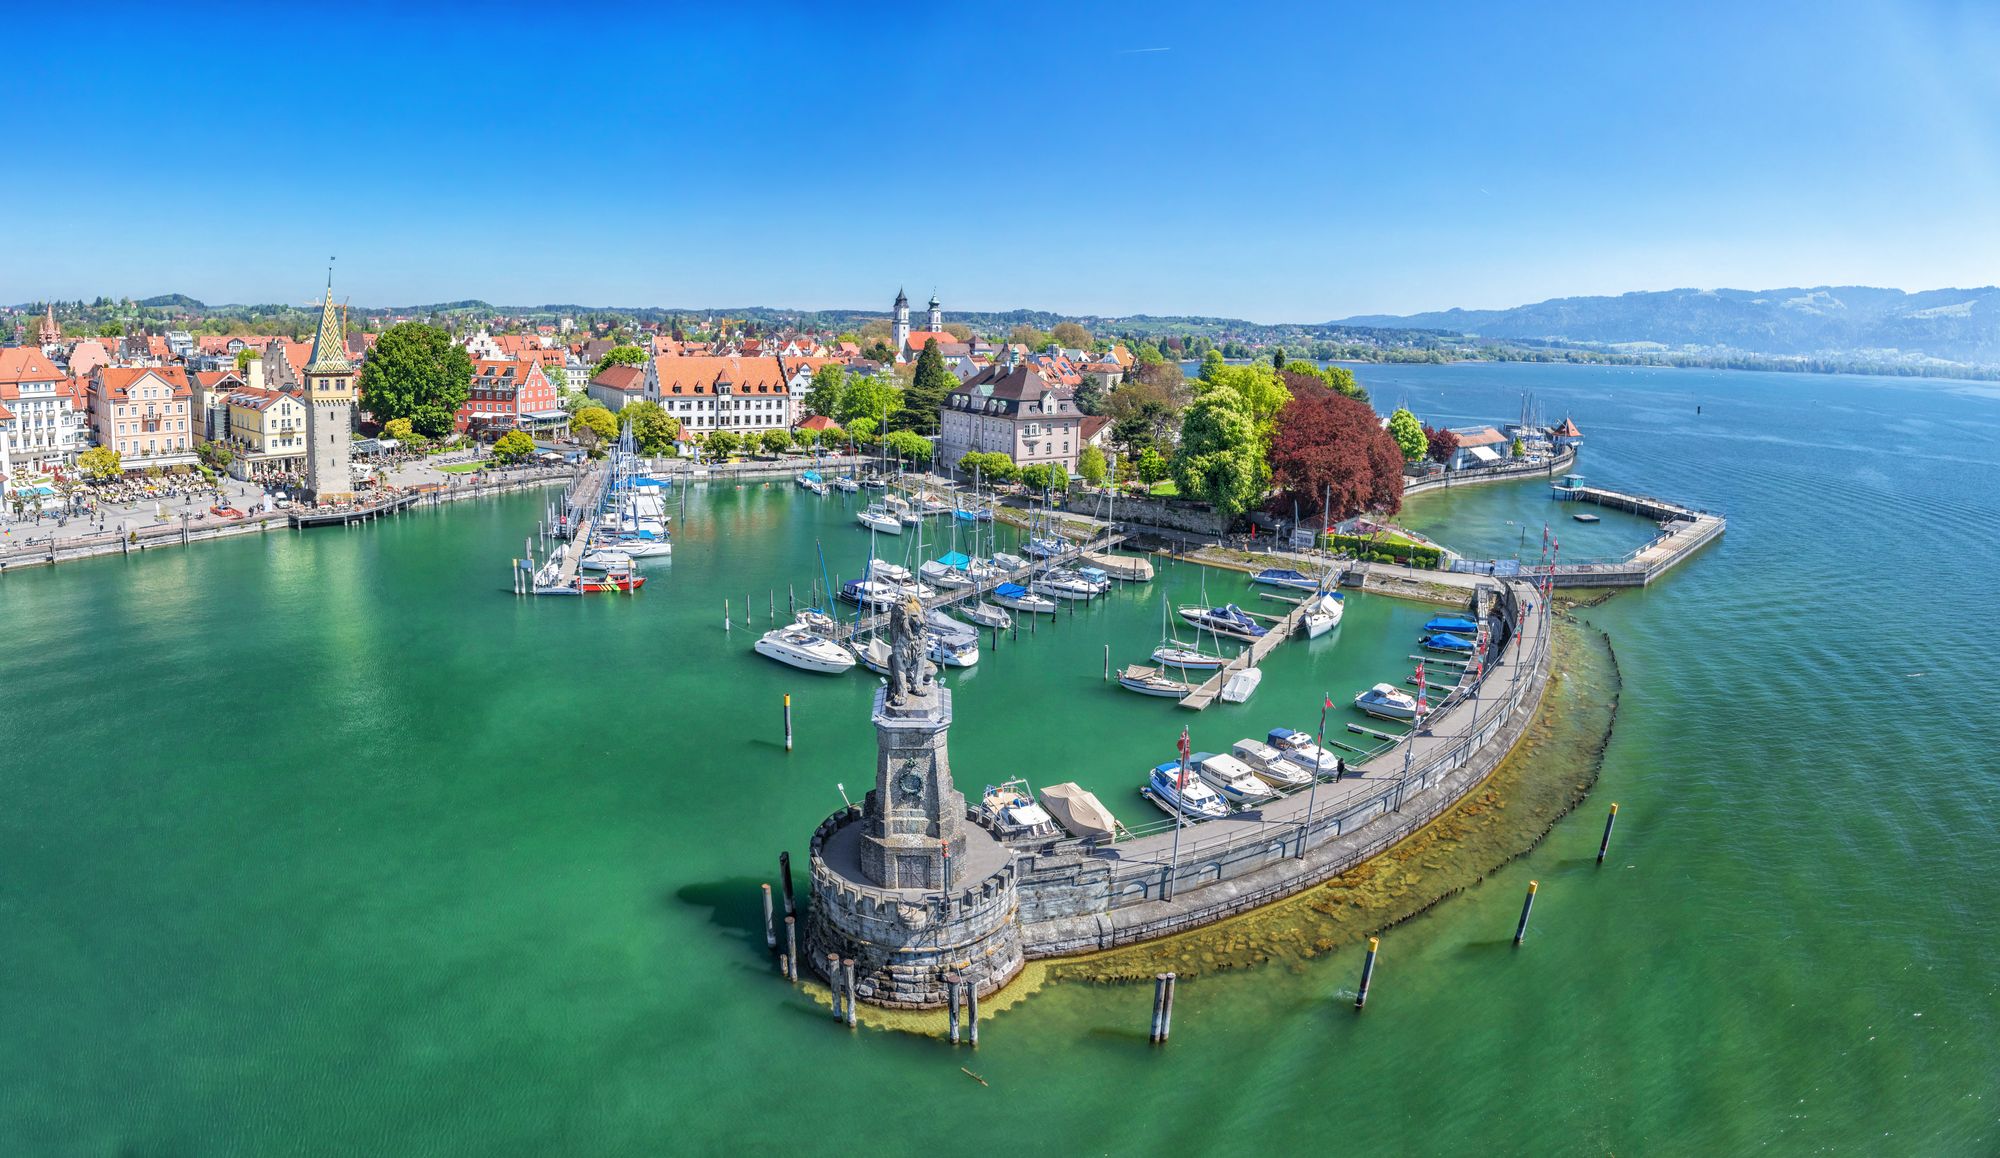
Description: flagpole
xmin=1298 ymin=697 xmax=1326 ymax=859
xmin=1167 ymin=728 xmax=1189 ymax=902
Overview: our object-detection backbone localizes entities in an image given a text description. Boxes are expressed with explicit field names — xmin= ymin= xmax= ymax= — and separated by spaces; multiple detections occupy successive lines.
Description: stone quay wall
xmin=1065 ymin=492 xmax=1228 ymax=537
xmin=1013 ymin=582 xmax=1550 ymax=957
xmin=805 ymin=807 xmax=1025 ymax=1008
xmin=1403 ymin=446 xmax=1577 ymax=496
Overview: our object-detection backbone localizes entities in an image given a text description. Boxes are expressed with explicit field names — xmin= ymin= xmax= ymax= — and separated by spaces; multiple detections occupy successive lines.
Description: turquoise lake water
xmin=2 ymin=362 xmax=1996 ymax=1154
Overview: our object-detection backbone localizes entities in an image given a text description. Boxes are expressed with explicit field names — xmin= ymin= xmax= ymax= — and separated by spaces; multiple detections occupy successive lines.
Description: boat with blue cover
xmin=1178 ymin=604 xmax=1267 ymax=641
xmin=1419 ymin=632 xmax=1477 ymax=653
xmin=1422 ymin=615 xmax=1480 ymax=635
xmin=1251 ymin=567 xmax=1323 ymax=591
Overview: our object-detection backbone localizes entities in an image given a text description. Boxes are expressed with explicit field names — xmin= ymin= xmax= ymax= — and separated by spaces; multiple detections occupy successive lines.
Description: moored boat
xmin=1179 ymin=604 xmax=1268 ymax=641
xmin=580 ymin=548 xmax=634 ymax=571
xmin=1229 ymin=739 xmax=1313 ymax=789
xmin=1152 ymin=644 xmax=1228 ymax=670
xmin=1024 ymin=535 xmax=1068 ymax=559
xmin=1354 ymin=682 xmax=1420 ymax=721
xmin=1194 ymin=752 xmax=1279 ymax=806
xmin=1266 ymin=727 xmax=1340 ymax=777
xmin=1040 ymin=781 xmax=1121 ymax=842
xmin=1031 ymin=569 xmax=1099 ymax=601
xmin=755 ymin=625 xmax=857 ymax=673
xmin=1422 ymin=615 xmax=1480 ymax=635
xmin=980 ymin=779 xmax=1060 ymax=840
xmin=1118 ymin=664 xmax=1193 ymax=698
xmin=1302 ymin=592 xmax=1345 ymax=638
xmin=1146 ymin=760 xmax=1230 ymax=820
xmin=1420 ymin=631 xmax=1477 ymax=653
xmin=832 ymin=475 xmax=861 ymax=493
xmin=956 ymin=601 xmax=1012 ymax=631
xmin=856 ymin=504 xmax=904 ymax=535
xmin=1251 ymin=567 xmax=1322 ymax=591
xmin=577 ymin=570 xmax=646 ymax=593
xmin=1219 ymin=666 xmax=1263 ymax=703
xmin=931 ymin=635 xmax=979 ymax=667
xmin=990 ymin=582 xmax=1056 ymax=614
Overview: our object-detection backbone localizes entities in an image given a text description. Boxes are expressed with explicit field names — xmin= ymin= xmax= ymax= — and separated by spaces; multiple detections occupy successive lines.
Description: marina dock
xmin=828 ymin=533 xmax=1131 ymax=642
xmin=1177 ymin=599 xmax=1316 ymax=710
xmin=1545 ymin=481 xmax=1726 ymax=587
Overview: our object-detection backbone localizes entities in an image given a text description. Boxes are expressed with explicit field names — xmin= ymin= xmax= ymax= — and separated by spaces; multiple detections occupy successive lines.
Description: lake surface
xmin=3 ymin=362 xmax=1996 ymax=1154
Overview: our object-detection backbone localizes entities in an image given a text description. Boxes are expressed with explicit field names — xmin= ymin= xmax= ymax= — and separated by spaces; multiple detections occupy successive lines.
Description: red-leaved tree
xmin=1269 ymin=385 xmax=1405 ymax=520
xmin=1422 ymin=424 xmax=1459 ymax=464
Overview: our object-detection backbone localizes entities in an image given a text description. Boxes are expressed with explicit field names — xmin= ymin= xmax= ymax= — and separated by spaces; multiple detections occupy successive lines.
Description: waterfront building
xmin=0 ymin=347 xmax=86 ymax=472
xmin=937 ymin=363 xmax=1082 ymax=474
xmin=643 ymin=355 xmax=792 ymax=435
xmin=301 ymin=283 xmax=357 ymax=504
xmin=457 ymin=359 xmax=568 ymax=438
xmin=586 ymin=363 xmax=646 ymax=412
xmin=89 ymin=366 xmax=196 ymax=469
xmin=1553 ymin=416 xmax=1584 ymax=450
xmin=188 ymin=369 xmax=248 ymax=442
xmin=223 ymin=385 xmax=308 ymax=477
xmin=1446 ymin=425 xmax=1511 ymax=470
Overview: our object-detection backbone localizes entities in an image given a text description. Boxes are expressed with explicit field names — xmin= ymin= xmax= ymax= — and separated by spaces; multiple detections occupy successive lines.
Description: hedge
xmin=1321 ymin=532 xmax=1442 ymax=569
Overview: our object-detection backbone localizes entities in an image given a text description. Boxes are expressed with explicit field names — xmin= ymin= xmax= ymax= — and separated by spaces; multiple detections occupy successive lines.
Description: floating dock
xmin=1177 ymin=598 xmax=1316 ymax=710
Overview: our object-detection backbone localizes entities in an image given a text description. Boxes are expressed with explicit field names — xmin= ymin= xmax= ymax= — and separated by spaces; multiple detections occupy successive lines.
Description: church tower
xmin=926 ymin=293 xmax=942 ymax=333
xmin=892 ymin=287 xmax=911 ymax=355
xmin=302 ymin=277 xmax=357 ymax=504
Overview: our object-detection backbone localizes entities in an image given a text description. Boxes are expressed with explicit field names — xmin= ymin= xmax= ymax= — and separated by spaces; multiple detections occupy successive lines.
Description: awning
xmin=1465 ymin=445 xmax=1502 ymax=464
xmin=523 ymin=410 xmax=570 ymax=421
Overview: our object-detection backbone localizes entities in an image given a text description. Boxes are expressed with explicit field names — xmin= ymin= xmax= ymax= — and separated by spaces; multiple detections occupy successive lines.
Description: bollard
xmin=1354 ymin=937 xmax=1379 ymax=1009
xmin=784 ymin=917 xmax=799 ymax=981
xmin=762 ymin=884 xmax=776 ymax=949
xmin=967 ymin=979 xmax=980 ymax=1047
xmin=1160 ymin=973 xmax=1176 ymax=1041
xmin=779 ymin=852 xmax=796 ymax=916
xmin=828 ymin=954 xmax=844 ymax=1020
xmin=784 ymin=694 xmax=793 ymax=752
xmin=1597 ymin=803 xmax=1618 ymax=864
xmin=1150 ymin=973 xmax=1168 ymax=1043
xmin=1514 ymin=880 xmax=1538 ymax=945
xmin=946 ymin=976 xmax=961 ymax=1044
xmin=843 ymin=959 xmax=858 ymax=1027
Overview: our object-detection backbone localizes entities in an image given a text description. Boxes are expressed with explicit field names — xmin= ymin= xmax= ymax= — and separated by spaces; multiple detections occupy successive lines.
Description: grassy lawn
xmin=1148 ymin=480 xmax=1179 ymax=497
xmin=436 ymin=462 xmax=485 ymax=474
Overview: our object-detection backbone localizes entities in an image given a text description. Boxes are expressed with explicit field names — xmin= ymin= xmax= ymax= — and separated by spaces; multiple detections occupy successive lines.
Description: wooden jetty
xmin=1178 ymin=598 xmax=1316 ymax=710
xmin=829 ymin=533 xmax=1130 ymax=642
xmin=557 ymin=461 xmax=609 ymax=539
xmin=288 ymin=491 xmax=422 ymax=528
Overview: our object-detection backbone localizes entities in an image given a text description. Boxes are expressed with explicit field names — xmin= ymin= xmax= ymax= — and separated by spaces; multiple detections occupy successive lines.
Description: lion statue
xmin=886 ymin=595 xmax=933 ymax=703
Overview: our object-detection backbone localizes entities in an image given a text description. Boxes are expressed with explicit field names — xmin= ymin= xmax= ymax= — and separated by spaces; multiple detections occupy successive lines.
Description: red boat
xmin=578 ymin=571 xmax=645 ymax=593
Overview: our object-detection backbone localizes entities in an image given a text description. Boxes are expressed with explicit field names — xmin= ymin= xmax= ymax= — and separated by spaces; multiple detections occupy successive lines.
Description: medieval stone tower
xmin=302 ymin=277 xmax=356 ymax=504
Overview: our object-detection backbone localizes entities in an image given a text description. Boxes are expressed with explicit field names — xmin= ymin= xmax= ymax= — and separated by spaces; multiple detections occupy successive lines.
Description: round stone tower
xmin=805 ymin=598 xmax=1022 ymax=1008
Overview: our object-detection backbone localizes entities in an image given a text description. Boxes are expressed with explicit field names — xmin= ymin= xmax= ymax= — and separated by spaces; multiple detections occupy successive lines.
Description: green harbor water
xmin=4 ymin=363 xmax=1997 ymax=1154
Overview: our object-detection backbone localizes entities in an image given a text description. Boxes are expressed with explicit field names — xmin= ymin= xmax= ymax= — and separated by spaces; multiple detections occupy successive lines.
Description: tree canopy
xmin=492 ymin=430 xmax=536 ymax=464
xmin=1387 ymin=408 xmax=1428 ymax=462
xmin=837 ymin=375 xmax=902 ymax=429
xmin=956 ymin=450 xmax=1017 ymax=484
xmin=1169 ymin=385 xmax=1263 ymax=521
xmin=898 ymin=340 xmax=952 ymax=434
xmin=1421 ymin=424 xmax=1459 ymax=464
xmin=1269 ymin=385 xmax=1405 ymax=521
xmin=358 ymin=323 xmax=472 ymax=439
xmin=573 ymin=405 xmax=618 ymax=445
xmin=1050 ymin=321 xmax=1092 ymax=349
xmin=804 ymin=363 xmax=846 ymax=418
xmin=759 ymin=428 xmax=794 ymax=455
xmin=621 ymin=399 xmax=680 ymax=454
xmin=882 ymin=429 xmax=932 ymax=464
xmin=1018 ymin=463 xmax=1069 ymax=492
xmin=703 ymin=430 xmax=741 ymax=458
xmin=593 ymin=344 xmax=647 ymax=376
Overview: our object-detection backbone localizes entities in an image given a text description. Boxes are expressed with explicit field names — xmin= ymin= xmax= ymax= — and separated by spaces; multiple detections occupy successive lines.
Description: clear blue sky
xmin=7 ymin=0 xmax=1998 ymax=322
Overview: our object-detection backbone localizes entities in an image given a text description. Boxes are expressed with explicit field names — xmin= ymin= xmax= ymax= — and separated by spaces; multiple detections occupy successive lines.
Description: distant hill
xmin=1339 ymin=286 xmax=2000 ymax=366
xmin=137 ymin=293 xmax=205 ymax=309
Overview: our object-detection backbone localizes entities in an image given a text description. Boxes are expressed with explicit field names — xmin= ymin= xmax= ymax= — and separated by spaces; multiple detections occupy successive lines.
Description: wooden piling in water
xmin=1103 ymin=643 xmax=1110 ymax=680
xmin=779 ymin=852 xmax=795 ymax=916
xmin=762 ymin=884 xmax=776 ymax=949
xmin=783 ymin=694 xmax=793 ymax=752
xmin=784 ymin=917 xmax=798 ymax=981
xmin=967 ymin=979 xmax=980 ymax=1047
xmin=1150 ymin=973 xmax=1168 ymax=1042
xmin=828 ymin=954 xmax=843 ymax=1020
xmin=725 ymin=598 xmax=731 ymax=631
xmin=843 ymin=959 xmax=857 ymax=1027
xmin=1354 ymin=937 xmax=1379 ymax=1009
xmin=1597 ymin=803 xmax=1618 ymax=864
xmin=1514 ymin=880 xmax=1538 ymax=945
xmin=1160 ymin=973 xmax=1177 ymax=1041
xmin=946 ymin=976 xmax=961 ymax=1044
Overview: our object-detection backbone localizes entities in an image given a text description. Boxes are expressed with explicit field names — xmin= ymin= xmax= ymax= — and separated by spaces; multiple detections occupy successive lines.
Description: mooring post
xmin=843 ymin=959 xmax=858 ymax=1027
xmin=778 ymin=952 xmax=788 ymax=980
xmin=1160 ymin=973 xmax=1177 ymax=1041
xmin=770 ymin=589 xmax=776 ymax=620
xmin=779 ymin=852 xmax=796 ymax=916
xmin=725 ymin=598 xmax=731 ymax=631
xmin=1151 ymin=973 xmax=1168 ymax=1043
xmin=1514 ymin=880 xmax=1538 ymax=945
xmin=789 ymin=583 xmax=796 ymax=614
xmin=762 ymin=883 xmax=776 ymax=949
xmin=1597 ymin=803 xmax=1618 ymax=864
xmin=784 ymin=917 xmax=799 ymax=982
xmin=828 ymin=954 xmax=843 ymax=1020
xmin=784 ymin=694 xmax=793 ymax=752
xmin=1103 ymin=643 xmax=1110 ymax=680
xmin=946 ymin=976 xmax=961 ymax=1044
xmin=1354 ymin=937 xmax=1379 ymax=1009
xmin=967 ymin=979 xmax=980 ymax=1047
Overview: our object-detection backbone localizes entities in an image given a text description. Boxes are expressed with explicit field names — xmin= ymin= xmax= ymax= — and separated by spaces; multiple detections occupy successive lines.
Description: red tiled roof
xmin=97 ymin=366 xmax=192 ymax=399
xmin=0 ymin=347 xmax=62 ymax=384
xmin=902 ymin=330 xmax=956 ymax=351
xmin=794 ymin=415 xmax=837 ymax=431
xmin=590 ymin=363 xmax=646 ymax=393
xmin=651 ymin=354 xmax=789 ymax=396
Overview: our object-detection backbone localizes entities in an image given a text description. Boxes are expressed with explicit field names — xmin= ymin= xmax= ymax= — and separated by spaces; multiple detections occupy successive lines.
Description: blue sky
xmin=6 ymin=0 xmax=1998 ymax=321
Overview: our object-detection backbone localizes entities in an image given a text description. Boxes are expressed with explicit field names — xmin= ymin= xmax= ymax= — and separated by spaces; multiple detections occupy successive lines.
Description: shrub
xmin=1322 ymin=532 xmax=1441 ymax=569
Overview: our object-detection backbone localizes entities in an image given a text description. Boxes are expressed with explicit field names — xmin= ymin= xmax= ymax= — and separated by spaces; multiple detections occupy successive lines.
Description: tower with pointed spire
xmin=302 ymin=271 xmax=357 ymax=504
xmin=926 ymin=293 xmax=942 ymax=333
xmin=892 ymin=288 xmax=910 ymax=356
xmin=37 ymin=304 xmax=59 ymax=349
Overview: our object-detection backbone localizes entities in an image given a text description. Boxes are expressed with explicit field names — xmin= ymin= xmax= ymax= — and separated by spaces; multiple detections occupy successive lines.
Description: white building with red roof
xmin=644 ymin=354 xmax=793 ymax=436
xmin=0 ymin=347 xmax=86 ymax=472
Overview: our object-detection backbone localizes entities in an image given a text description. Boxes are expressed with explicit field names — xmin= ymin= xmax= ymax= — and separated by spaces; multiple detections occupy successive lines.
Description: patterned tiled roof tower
xmin=307 ymin=286 xmax=351 ymax=374
xmin=301 ymin=270 xmax=357 ymax=503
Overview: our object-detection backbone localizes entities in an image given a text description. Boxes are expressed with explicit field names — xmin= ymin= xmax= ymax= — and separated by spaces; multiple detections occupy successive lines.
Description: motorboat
xmin=795 ymin=609 xmax=839 ymax=635
xmin=1179 ymin=604 xmax=1268 ymax=641
xmin=862 ymin=476 xmax=888 ymax=490
xmin=931 ymin=635 xmax=979 ymax=667
xmin=857 ymin=505 xmax=903 ymax=535
xmin=1219 ymin=667 xmax=1263 ymax=704
xmin=925 ymin=609 xmax=980 ymax=645
xmin=1024 ymin=535 xmax=1069 ymax=559
xmin=990 ymin=582 xmax=1056 ymax=614
xmin=1251 ymin=567 xmax=1323 ymax=591
xmin=577 ymin=571 xmax=645 ymax=593
xmin=832 ymin=475 xmax=861 ymax=493
xmin=1040 ymin=781 xmax=1121 ymax=842
xmin=1075 ymin=566 xmax=1114 ymax=593
xmin=1302 ymin=592 xmax=1345 ymax=639
xmin=957 ymin=602 xmax=1012 ymax=631
xmin=1146 ymin=761 xmax=1230 ymax=821
xmin=796 ymin=471 xmax=828 ymax=496
xmin=1032 ymin=570 xmax=1100 ymax=601
xmin=981 ymin=779 xmax=1060 ymax=840
xmin=613 ymin=536 xmax=672 ymax=558
xmin=580 ymin=548 xmax=634 ymax=571
xmin=1266 ymin=728 xmax=1340 ymax=777
xmin=840 ymin=579 xmax=935 ymax=608
xmin=1354 ymin=682 xmax=1421 ymax=722
xmin=1422 ymin=615 xmax=1480 ymax=635
xmin=1229 ymin=739 xmax=1313 ymax=789
xmin=1118 ymin=664 xmax=1194 ymax=698
xmin=1194 ymin=753 xmax=1279 ymax=806
xmin=755 ymin=625 xmax=857 ymax=673
xmin=866 ymin=560 xmax=914 ymax=583
xmin=1152 ymin=645 xmax=1228 ymax=670
xmin=1420 ymin=632 xmax=1477 ymax=653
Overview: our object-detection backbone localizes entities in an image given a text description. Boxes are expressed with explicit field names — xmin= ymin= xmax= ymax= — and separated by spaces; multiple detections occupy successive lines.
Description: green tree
xmin=758 ymin=428 xmax=794 ymax=456
xmin=1169 ymin=385 xmax=1261 ymax=521
xmin=1050 ymin=321 xmax=1092 ymax=349
xmin=98 ymin=323 xmax=124 ymax=338
xmin=703 ymin=429 xmax=741 ymax=459
xmin=572 ymin=405 xmax=617 ymax=444
xmin=622 ymin=400 xmax=681 ymax=454
xmin=1008 ymin=323 xmax=1051 ymax=350
xmin=1018 ymin=463 xmax=1070 ymax=492
xmin=1077 ymin=444 xmax=1107 ymax=486
xmin=898 ymin=340 xmax=951 ymax=434
xmin=77 ymin=445 xmax=123 ymax=480
xmin=1387 ymin=408 xmax=1428 ymax=462
xmin=1198 ymin=349 xmax=1226 ymax=384
xmin=491 ymin=430 xmax=536 ymax=464
xmin=1511 ymin=436 xmax=1526 ymax=458
xmin=882 ymin=429 xmax=931 ymax=464
xmin=838 ymin=375 xmax=902 ymax=429
xmin=196 ymin=441 xmax=234 ymax=471
xmin=234 ymin=348 xmax=261 ymax=374
xmin=382 ymin=416 xmax=416 ymax=444
xmin=593 ymin=344 xmax=647 ymax=376
xmin=804 ymin=363 xmax=846 ymax=418
xmin=1137 ymin=447 xmax=1169 ymax=486
xmin=846 ymin=416 xmax=878 ymax=444
xmin=358 ymin=323 xmax=473 ymax=439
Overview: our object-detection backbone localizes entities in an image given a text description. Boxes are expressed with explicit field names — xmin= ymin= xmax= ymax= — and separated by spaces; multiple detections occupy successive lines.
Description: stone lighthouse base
xmin=805 ymin=807 xmax=1024 ymax=1009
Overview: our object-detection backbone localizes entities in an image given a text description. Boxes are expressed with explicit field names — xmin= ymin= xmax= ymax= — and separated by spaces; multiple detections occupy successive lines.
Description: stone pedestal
xmin=858 ymin=685 xmax=966 ymax=889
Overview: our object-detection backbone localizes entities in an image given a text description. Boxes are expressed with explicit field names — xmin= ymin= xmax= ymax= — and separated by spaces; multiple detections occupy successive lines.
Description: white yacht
xmin=857 ymin=505 xmax=903 ymax=535
xmin=990 ymin=582 xmax=1056 ymax=614
xmin=1146 ymin=761 xmax=1230 ymax=820
xmin=1354 ymin=683 xmax=1420 ymax=722
xmin=754 ymin=626 xmax=858 ymax=673
xmin=1194 ymin=753 xmax=1279 ymax=806
xmin=1302 ymin=592 xmax=1346 ymax=639
xmin=1229 ymin=739 xmax=1313 ymax=789
xmin=1266 ymin=728 xmax=1340 ymax=777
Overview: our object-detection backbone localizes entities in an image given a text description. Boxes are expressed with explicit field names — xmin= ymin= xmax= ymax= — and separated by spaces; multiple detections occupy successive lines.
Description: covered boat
xmin=957 ymin=602 xmax=1012 ymax=631
xmin=990 ymin=582 xmax=1056 ymax=614
xmin=1422 ymin=615 xmax=1480 ymax=635
xmin=1420 ymin=632 xmax=1477 ymax=653
xmin=1178 ymin=604 xmax=1268 ymax=641
xmin=1251 ymin=567 xmax=1322 ymax=591
xmin=1041 ymin=781 xmax=1121 ymax=843
xmin=1219 ymin=667 xmax=1263 ymax=703
xmin=919 ymin=551 xmax=975 ymax=588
